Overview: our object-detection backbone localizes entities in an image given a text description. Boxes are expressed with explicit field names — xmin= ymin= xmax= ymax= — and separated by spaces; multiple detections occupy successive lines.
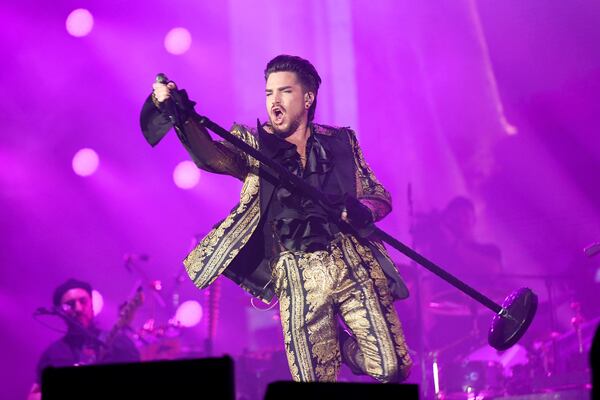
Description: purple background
xmin=1 ymin=1 xmax=599 ymax=398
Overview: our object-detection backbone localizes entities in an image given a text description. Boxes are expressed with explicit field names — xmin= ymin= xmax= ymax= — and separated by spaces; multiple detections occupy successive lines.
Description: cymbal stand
xmin=123 ymin=254 xmax=166 ymax=309
xmin=570 ymin=301 xmax=584 ymax=355
xmin=542 ymin=276 xmax=560 ymax=376
xmin=407 ymin=184 xmax=429 ymax=398
xmin=432 ymin=352 xmax=441 ymax=399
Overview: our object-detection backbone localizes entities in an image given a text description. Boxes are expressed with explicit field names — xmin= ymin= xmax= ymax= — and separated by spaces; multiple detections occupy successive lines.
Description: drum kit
xmin=121 ymin=237 xmax=593 ymax=400
xmin=417 ymin=275 xmax=595 ymax=399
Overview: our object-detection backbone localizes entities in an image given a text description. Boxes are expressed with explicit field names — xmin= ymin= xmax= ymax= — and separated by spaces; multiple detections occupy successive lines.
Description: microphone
xmin=584 ymin=242 xmax=600 ymax=258
xmin=34 ymin=307 xmax=55 ymax=316
xmin=156 ymin=73 xmax=169 ymax=85
xmin=33 ymin=306 xmax=73 ymax=320
xmin=155 ymin=73 xmax=183 ymax=126
xmin=34 ymin=306 xmax=106 ymax=347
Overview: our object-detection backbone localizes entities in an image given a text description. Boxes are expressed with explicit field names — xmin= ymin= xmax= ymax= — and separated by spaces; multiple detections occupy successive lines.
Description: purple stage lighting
xmin=91 ymin=289 xmax=104 ymax=317
xmin=65 ymin=9 xmax=94 ymax=38
xmin=173 ymin=300 xmax=203 ymax=328
xmin=164 ymin=27 xmax=192 ymax=55
xmin=72 ymin=148 xmax=99 ymax=177
xmin=172 ymin=160 xmax=200 ymax=189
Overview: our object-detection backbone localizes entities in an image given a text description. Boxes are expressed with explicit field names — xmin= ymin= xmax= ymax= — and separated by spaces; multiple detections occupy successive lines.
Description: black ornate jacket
xmin=140 ymin=97 xmax=408 ymax=303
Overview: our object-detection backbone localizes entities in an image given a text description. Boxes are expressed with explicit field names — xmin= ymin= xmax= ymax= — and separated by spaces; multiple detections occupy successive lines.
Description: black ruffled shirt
xmin=260 ymin=126 xmax=341 ymax=257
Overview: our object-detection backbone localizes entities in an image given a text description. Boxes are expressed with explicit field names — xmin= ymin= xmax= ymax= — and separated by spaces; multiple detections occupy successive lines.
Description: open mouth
xmin=272 ymin=106 xmax=285 ymax=124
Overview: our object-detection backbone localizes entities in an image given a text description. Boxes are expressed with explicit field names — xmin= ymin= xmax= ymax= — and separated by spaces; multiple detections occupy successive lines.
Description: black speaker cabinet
xmin=42 ymin=356 xmax=234 ymax=400
xmin=264 ymin=381 xmax=419 ymax=400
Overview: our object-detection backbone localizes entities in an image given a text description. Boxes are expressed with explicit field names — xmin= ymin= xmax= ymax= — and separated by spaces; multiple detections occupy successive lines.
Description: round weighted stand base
xmin=488 ymin=287 xmax=538 ymax=351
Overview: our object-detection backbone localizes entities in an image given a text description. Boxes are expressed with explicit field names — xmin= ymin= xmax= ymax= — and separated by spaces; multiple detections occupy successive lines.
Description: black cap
xmin=52 ymin=279 xmax=93 ymax=306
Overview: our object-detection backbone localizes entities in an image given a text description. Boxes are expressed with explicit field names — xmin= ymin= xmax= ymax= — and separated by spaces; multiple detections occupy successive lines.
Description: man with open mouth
xmin=141 ymin=54 xmax=412 ymax=383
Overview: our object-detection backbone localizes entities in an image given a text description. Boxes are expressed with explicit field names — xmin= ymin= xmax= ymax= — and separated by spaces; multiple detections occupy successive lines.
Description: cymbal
xmin=426 ymin=287 xmax=490 ymax=317
xmin=428 ymin=300 xmax=483 ymax=317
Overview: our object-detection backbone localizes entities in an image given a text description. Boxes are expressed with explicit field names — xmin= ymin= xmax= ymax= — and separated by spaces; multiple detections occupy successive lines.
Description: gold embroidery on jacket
xmin=346 ymin=129 xmax=392 ymax=221
xmin=184 ymin=126 xmax=261 ymax=290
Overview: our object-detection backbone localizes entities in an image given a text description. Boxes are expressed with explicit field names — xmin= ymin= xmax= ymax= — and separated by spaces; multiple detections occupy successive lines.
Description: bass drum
xmin=439 ymin=360 xmax=505 ymax=399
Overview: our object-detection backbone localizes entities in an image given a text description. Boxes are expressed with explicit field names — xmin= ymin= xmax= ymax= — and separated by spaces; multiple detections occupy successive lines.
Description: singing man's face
xmin=60 ymin=288 xmax=94 ymax=328
xmin=265 ymin=71 xmax=310 ymax=137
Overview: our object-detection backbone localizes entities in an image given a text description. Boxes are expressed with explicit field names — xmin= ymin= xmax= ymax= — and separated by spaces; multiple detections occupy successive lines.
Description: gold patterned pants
xmin=271 ymin=233 xmax=412 ymax=382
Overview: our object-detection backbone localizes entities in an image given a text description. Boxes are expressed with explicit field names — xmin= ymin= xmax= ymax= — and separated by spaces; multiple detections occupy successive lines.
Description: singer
xmin=28 ymin=279 xmax=139 ymax=400
xmin=141 ymin=55 xmax=412 ymax=382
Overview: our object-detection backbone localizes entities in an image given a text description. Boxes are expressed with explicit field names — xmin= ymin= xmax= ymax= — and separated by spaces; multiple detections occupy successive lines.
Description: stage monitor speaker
xmin=264 ymin=381 xmax=419 ymax=400
xmin=42 ymin=356 xmax=234 ymax=400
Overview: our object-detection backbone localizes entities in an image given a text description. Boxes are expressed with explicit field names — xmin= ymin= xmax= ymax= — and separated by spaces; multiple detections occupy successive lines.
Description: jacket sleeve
xmin=140 ymin=94 xmax=254 ymax=181
xmin=347 ymin=129 xmax=392 ymax=222
xmin=178 ymin=117 xmax=254 ymax=181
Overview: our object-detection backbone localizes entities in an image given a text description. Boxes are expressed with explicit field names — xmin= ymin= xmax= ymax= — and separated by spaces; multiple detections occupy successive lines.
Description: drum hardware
xmin=123 ymin=252 xmax=167 ymax=308
xmin=502 ymin=316 xmax=599 ymax=395
xmin=123 ymin=249 xmax=210 ymax=361
xmin=432 ymin=353 xmax=441 ymax=398
xmin=437 ymin=359 xmax=505 ymax=399
xmin=428 ymin=299 xmax=485 ymax=317
xmin=431 ymin=333 xmax=520 ymax=399
xmin=185 ymin=233 xmax=220 ymax=357
xmin=569 ymin=301 xmax=584 ymax=354
xmin=431 ymin=300 xmax=596 ymax=397
xmin=135 ymin=317 xmax=183 ymax=361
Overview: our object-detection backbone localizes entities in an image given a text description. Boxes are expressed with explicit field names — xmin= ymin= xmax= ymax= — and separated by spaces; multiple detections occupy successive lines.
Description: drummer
xmin=412 ymin=196 xmax=503 ymax=356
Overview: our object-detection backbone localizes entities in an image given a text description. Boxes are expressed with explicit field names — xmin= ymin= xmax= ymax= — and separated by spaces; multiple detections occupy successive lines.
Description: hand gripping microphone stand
xmin=146 ymin=73 xmax=537 ymax=352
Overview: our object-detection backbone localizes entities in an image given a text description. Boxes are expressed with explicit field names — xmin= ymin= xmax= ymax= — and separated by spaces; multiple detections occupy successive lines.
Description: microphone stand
xmin=34 ymin=307 xmax=106 ymax=349
xmin=151 ymin=75 xmax=538 ymax=352
xmin=407 ymin=184 xmax=429 ymax=398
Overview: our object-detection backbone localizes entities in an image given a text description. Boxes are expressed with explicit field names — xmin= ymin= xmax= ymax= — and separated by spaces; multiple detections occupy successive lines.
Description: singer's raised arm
xmin=140 ymin=87 xmax=251 ymax=181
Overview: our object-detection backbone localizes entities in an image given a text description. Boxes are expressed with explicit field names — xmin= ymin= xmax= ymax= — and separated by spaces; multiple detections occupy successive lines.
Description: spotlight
xmin=164 ymin=27 xmax=192 ymax=55
xmin=173 ymin=160 xmax=200 ymax=189
xmin=72 ymin=148 xmax=99 ymax=177
xmin=65 ymin=8 xmax=94 ymax=37
xmin=91 ymin=289 xmax=104 ymax=316
xmin=173 ymin=300 xmax=203 ymax=328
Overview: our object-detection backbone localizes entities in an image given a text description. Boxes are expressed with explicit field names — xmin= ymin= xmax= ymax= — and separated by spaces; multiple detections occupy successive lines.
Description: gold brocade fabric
xmin=272 ymin=233 xmax=412 ymax=383
xmin=183 ymin=124 xmax=262 ymax=293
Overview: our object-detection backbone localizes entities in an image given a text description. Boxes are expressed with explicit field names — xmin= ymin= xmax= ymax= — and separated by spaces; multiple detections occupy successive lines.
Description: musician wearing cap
xmin=28 ymin=279 xmax=139 ymax=400
xmin=141 ymin=54 xmax=413 ymax=382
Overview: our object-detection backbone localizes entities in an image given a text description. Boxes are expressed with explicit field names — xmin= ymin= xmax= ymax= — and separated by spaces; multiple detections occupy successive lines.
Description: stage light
xmin=72 ymin=148 xmax=99 ymax=177
xmin=65 ymin=8 xmax=94 ymax=37
xmin=164 ymin=27 xmax=192 ymax=55
xmin=91 ymin=290 xmax=104 ymax=316
xmin=173 ymin=300 xmax=203 ymax=328
xmin=173 ymin=160 xmax=200 ymax=189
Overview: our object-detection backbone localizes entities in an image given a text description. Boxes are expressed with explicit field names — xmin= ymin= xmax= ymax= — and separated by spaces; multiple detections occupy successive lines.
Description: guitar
xmin=98 ymin=286 xmax=144 ymax=361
